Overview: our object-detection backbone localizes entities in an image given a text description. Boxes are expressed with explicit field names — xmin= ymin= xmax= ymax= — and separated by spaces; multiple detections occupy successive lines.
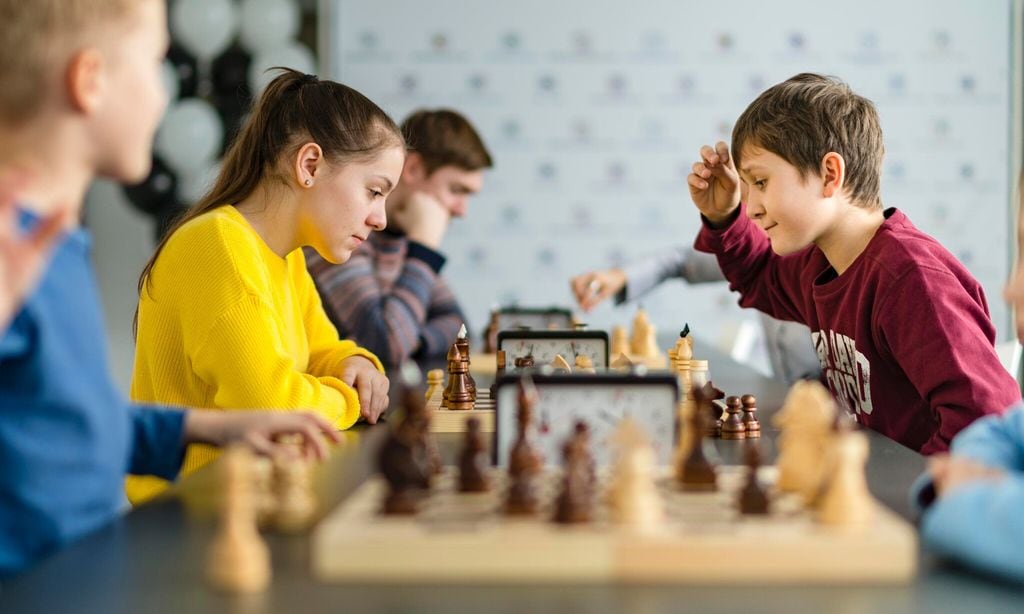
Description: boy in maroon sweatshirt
xmin=687 ymin=73 xmax=1019 ymax=455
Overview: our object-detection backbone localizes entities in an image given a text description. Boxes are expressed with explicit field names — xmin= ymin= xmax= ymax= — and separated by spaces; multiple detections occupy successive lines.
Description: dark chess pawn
xmin=702 ymin=381 xmax=726 ymax=438
xmin=506 ymin=376 xmax=544 ymax=515
xmin=378 ymin=416 xmax=431 ymax=515
xmin=408 ymin=389 xmax=442 ymax=477
xmin=721 ymin=396 xmax=747 ymax=440
xmin=483 ymin=309 xmax=500 ymax=354
xmin=553 ymin=435 xmax=594 ymax=524
xmin=739 ymin=444 xmax=770 ymax=515
xmin=741 ymin=394 xmax=761 ymax=438
xmin=679 ymin=384 xmax=718 ymax=492
xmin=572 ymin=421 xmax=597 ymax=497
xmin=459 ymin=418 xmax=490 ymax=493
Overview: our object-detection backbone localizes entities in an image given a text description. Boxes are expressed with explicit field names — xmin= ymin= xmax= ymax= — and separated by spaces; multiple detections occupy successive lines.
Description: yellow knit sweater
xmin=126 ymin=205 xmax=382 ymax=504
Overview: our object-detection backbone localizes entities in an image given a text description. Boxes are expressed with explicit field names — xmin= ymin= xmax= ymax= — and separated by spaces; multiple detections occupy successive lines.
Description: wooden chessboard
xmin=427 ymin=388 xmax=495 ymax=433
xmin=312 ymin=466 xmax=917 ymax=584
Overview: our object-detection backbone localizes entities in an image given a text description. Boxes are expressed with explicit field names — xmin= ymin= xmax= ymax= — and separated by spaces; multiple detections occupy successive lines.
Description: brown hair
xmin=0 ymin=0 xmax=136 ymax=124
xmin=731 ymin=73 xmax=884 ymax=208
xmin=135 ymin=69 xmax=404 ymax=333
xmin=401 ymin=109 xmax=493 ymax=174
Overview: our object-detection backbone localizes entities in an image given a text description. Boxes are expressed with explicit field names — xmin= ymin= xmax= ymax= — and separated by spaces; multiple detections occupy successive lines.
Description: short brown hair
xmin=0 ymin=0 xmax=137 ymax=124
xmin=732 ymin=73 xmax=884 ymax=208
xmin=401 ymin=109 xmax=493 ymax=174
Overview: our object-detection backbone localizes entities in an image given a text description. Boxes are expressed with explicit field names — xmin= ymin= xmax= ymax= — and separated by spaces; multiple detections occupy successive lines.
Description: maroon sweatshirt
xmin=695 ymin=205 xmax=1020 ymax=454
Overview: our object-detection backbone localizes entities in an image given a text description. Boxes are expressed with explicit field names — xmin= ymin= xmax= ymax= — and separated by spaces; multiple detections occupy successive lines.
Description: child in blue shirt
xmin=0 ymin=0 xmax=340 ymax=577
xmin=914 ymin=182 xmax=1024 ymax=582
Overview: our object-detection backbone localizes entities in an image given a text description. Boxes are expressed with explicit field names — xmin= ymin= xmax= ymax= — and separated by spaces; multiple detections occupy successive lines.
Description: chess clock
xmin=493 ymin=306 xmax=575 ymax=331
xmin=497 ymin=330 xmax=608 ymax=369
xmin=492 ymin=371 xmax=679 ymax=468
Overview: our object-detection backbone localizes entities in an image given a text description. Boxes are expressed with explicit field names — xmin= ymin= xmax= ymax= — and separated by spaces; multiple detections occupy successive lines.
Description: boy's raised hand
xmin=687 ymin=141 xmax=742 ymax=226
xmin=0 ymin=171 xmax=69 ymax=332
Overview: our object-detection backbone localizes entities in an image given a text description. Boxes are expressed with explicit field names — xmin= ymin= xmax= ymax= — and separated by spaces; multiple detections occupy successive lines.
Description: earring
xmin=304 ymin=179 xmax=313 ymax=186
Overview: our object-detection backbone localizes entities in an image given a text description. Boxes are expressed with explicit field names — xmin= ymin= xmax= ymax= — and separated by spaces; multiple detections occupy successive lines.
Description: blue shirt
xmin=0 ymin=211 xmax=185 ymax=577
xmin=912 ymin=401 xmax=1024 ymax=582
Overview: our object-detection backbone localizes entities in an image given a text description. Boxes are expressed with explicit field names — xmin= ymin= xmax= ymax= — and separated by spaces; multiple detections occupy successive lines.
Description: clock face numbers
xmin=501 ymin=338 xmax=606 ymax=368
xmin=494 ymin=375 xmax=678 ymax=468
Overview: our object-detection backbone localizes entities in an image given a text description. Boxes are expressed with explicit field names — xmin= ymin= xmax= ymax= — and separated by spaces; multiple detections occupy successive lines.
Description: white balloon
xmin=178 ymin=161 xmax=222 ymax=205
xmin=248 ymin=41 xmax=317 ymax=94
xmin=239 ymin=0 xmax=300 ymax=53
xmin=171 ymin=0 xmax=238 ymax=62
xmin=155 ymin=99 xmax=224 ymax=175
xmin=161 ymin=60 xmax=180 ymax=103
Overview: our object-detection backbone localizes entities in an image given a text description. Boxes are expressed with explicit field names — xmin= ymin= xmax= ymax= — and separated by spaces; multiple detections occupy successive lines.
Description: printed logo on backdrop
xmin=812 ymin=330 xmax=873 ymax=417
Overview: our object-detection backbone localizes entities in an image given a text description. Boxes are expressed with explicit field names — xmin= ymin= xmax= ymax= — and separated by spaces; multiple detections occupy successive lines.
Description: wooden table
xmin=3 ymin=345 xmax=1024 ymax=613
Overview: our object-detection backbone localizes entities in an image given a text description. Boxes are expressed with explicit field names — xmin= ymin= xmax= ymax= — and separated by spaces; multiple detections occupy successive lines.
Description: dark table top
xmin=4 ymin=344 xmax=1024 ymax=614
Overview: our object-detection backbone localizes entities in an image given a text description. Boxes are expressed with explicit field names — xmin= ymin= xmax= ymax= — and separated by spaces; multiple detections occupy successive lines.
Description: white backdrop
xmin=322 ymin=0 xmax=1019 ymax=348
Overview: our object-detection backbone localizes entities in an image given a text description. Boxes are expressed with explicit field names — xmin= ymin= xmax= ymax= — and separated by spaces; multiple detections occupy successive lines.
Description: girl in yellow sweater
xmin=127 ymin=70 xmax=404 ymax=503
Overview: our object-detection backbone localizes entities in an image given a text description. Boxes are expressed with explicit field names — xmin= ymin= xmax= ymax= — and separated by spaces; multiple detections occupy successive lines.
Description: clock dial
xmin=493 ymin=372 xmax=678 ymax=468
xmin=495 ymin=307 xmax=574 ymax=332
xmin=497 ymin=331 xmax=609 ymax=368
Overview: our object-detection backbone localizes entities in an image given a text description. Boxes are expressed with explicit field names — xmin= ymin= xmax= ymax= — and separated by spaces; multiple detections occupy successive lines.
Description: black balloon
xmin=211 ymin=44 xmax=254 ymax=156
xmin=166 ymin=43 xmax=199 ymax=100
xmin=212 ymin=44 xmax=253 ymax=100
xmin=123 ymin=156 xmax=179 ymax=216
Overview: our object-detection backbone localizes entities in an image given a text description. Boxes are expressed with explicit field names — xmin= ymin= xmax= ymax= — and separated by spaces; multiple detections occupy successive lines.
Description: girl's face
xmin=300 ymin=145 xmax=404 ymax=264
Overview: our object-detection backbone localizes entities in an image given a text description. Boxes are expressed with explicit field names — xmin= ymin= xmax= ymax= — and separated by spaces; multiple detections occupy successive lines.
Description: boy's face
xmin=403 ymin=154 xmax=484 ymax=218
xmin=737 ymin=146 xmax=837 ymax=256
xmin=301 ymin=145 xmax=405 ymax=264
xmin=90 ymin=0 xmax=169 ymax=183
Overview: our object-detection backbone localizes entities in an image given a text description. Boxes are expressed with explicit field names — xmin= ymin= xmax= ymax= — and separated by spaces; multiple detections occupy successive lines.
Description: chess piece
xmin=610 ymin=352 xmax=634 ymax=371
xmin=458 ymin=417 xmax=491 ymax=493
xmin=455 ymin=324 xmax=477 ymax=400
xmin=425 ymin=369 xmax=444 ymax=403
xmin=610 ymin=325 xmax=628 ymax=357
xmin=774 ymin=380 xmax=838 ymax=503
xmin=721 ymin=396 xmax=747 ymax=440
xmin=574 ymin=354 xmax=596 ymax=373
xmin=491 ymin=350 xmax=507 ymax=397
xmin=551 ymin=353 xmax=572 ymax=372
xmin=678 ymin=384 xmax=718 ymax=491
xmin=703 ymin=381 xmax=725 ymax=438
xmin=378 ymin=416 xmax=431 ymax=514
xmin=741 ymin=394 xmax=761 ymax=438
xmin=405 ymin=377 xmax=442 ymax=477
xmin=272 ymin=454 xmax=317 ymax=532
xmin=553 ymin=426 xmax=595 ymax=524
xmin=206 ymin=446 xmax=271 ymax=593
xmin=483 ymin=309 xmax=500 ymax=353
xmin=818 ymin=430 xmax=875 ymax=528
xmin=252 ymin=456 xmax=276 ymax=525
xmin=513 ymin=354 xmax=535 ymax=371
xmin=608 ymin=418 xmax=664 ymax=530
xmin=442 ymin=343 xmax=474 ymax=411
xmin=629 ymin=307 xmax=656 ymax=356
xmin=506 ymin=376 xmax=544 ymax=515
xmin=738 ymin=443 xmax=770 ymax=515
xmin=667 ymin=347 xmax=677 ymax=372
xmin=674 ymin=324 xmax=694 ymax=361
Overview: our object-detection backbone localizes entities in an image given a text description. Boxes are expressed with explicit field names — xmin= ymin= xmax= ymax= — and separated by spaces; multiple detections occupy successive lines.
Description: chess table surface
xmin=3 ymin=342 xmax=1022 ymax=613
